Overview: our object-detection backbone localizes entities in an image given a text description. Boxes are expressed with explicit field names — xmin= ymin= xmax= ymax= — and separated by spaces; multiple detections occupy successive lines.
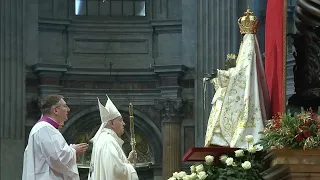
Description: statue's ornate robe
xmin=205 ymin=34 xmax=271 ymax=148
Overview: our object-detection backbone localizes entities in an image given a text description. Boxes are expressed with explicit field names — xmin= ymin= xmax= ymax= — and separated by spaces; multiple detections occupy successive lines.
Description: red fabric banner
xmin=265 ymin=0 xmax=287 ymax=115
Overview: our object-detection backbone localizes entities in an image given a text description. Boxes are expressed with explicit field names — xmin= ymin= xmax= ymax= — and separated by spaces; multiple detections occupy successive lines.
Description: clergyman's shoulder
xmin=29 ymin=122 xmax=47 ymax=135
xmin=30 ymin=122 xmax=60 ymax=138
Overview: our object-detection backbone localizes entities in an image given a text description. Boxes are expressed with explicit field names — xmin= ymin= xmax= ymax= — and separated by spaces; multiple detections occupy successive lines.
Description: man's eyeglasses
xmin=53 ymin=104 xmax=69 ymax=109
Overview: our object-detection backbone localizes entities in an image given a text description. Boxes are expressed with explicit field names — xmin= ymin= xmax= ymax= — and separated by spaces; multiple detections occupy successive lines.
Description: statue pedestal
xmin=263 ymin=149 xmax=320 ymax=180
xmin=182 ymin=146 xmax=238 ymax=163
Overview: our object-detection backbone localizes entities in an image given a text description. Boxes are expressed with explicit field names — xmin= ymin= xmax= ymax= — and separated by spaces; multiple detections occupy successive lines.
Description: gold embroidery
xmin=205 ymin=34 xmax=268 ymax=148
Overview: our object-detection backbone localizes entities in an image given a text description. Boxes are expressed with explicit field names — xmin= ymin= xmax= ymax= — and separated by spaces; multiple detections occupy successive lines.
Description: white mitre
xmin=90 ymin=95 xmax=121 ymax=143
xmin=98 ymin=95 xmax=121 ymax=123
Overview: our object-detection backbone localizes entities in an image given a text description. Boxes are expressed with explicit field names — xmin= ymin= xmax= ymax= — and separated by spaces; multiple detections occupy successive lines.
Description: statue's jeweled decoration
xmin=204 ymin=9 xmax=271 ymax=148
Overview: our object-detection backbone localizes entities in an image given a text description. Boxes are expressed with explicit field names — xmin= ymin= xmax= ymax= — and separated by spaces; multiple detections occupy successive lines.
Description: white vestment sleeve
xmin=37 ymin=126 xmax=79 ymax=179
xmin=103 ymin=142 xmax=137 ymax=180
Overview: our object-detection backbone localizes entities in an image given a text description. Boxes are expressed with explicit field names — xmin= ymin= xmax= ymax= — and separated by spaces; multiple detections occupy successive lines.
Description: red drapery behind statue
xmin=265 ymin=0 xmax=287 ymax=115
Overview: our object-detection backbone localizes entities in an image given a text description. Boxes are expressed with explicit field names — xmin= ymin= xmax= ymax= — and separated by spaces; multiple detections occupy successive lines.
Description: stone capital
xmin=32 ymin=63 xmax=70 ymax=96
xmin=32 ymin=63 xmax=70 ymax=77
xmin=32 ymin=63 xmax=70 ymax=86
xmin=155 ymin=98 xmax=183 ymax=122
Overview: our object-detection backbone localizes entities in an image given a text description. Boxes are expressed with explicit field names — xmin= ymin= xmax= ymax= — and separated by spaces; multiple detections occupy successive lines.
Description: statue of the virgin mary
xmin=204 ymin=9 xmax=271 ymax=148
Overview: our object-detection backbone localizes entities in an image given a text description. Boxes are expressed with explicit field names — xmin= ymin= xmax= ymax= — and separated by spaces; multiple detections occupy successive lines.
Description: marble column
xmin=156 ymin=99 xmax=182 ymax=179
xmin=0 ymin=0 xmax=26 ymax=179
xmin=194 ymin=0 xmax=240 ymax=146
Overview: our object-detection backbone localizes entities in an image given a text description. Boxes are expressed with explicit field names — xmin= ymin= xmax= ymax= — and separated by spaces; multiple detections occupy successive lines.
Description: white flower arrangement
xmin=167 ymin=135 xmax=264 ymax=180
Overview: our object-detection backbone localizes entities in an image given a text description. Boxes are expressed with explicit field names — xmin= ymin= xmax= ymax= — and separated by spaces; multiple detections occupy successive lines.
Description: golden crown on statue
xmin=238 ymin=9 xmax=259 ymax=34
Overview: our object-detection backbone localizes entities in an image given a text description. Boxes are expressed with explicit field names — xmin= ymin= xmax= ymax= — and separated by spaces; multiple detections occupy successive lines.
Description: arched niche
xmin=61 ymin=105 xmax=162 ymax=166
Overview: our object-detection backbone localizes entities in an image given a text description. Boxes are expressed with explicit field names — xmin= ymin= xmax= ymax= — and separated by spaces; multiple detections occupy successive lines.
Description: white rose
xmin=248 ymin=146 xmax=257 ymax=153
xmin=190 ymin=165 xmax=196 ymax=173
xmin=205 ymin=155 xmax=214 ymax=165
xmin=245 ymin=135 xmax=254 ymax=143
xmin=189 ymin=173 xmax=197 ymax=180
xmin=219 ymin=155 xmax=228 ymax=163
xmin=235 ymin=149 xmax=244 ymax=157
xmin=178 ymin=171 xmax=187 ymax=179
xmin=182 ymin=176 xmax=190 ymax=180
xmin=168 ymin=177 xmax=176 ymax=180
xmin=195 ymin=164 xmax=204 ymax=172
xmin=172 ymin=172 xmax=179 ymax=178
xmin=226 ymin=157 xmax=234 ymax=166
xmin=241 ymin=161 xmax=252 ymax=170
xmin=197 ymin=171 xmax=208 ymax=180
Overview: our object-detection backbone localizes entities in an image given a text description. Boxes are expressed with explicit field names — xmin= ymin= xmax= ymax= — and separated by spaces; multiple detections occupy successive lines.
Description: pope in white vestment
xmin=204 ymin=9 xmax=271 ymax=148
xmin=88 ymin=95 xmax=138 ymax=180
xmin=22 ymin=94 xmax=88 ymax=180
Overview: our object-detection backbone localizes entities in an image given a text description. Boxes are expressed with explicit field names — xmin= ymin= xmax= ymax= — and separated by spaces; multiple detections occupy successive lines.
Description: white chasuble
xmin=204 ymin=34 xmax=271 ymax=148
xmin=88 ymin=128 xmax=138 ymax=180
xmin=22 ymin=121 xmax=79 ymax=180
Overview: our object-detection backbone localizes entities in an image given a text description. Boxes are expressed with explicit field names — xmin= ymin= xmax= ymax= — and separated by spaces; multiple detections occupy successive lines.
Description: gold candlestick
xmin=129 ymin=103 xmax=136 ymax=167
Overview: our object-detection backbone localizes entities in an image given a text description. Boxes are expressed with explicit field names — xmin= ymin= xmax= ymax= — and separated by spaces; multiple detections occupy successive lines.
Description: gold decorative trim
xmin=283 ymin=0 xmax=288 ymax=112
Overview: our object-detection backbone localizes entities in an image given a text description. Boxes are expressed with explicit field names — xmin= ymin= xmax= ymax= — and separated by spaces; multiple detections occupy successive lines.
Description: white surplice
xmin=22 ymin=121 xmax=79 ymax=180
xmin=204 ymin=34 xmax=271 ymax=148
xmin=88 ymin=128 xmax=138 ymax=180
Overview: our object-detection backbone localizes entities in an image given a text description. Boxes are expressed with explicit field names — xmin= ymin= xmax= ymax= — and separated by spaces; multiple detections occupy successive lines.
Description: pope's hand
xmin=71 ymin=143 xmax=89 ymax=156
xmin=127 ymin=150 xmax=137 ymax=164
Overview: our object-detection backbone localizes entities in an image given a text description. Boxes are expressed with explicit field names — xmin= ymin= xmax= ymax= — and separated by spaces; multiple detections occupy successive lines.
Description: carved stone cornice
xmin=38 ymin=18 xmax=69 ymax=32
xmin=154 ymin=65 xmax=188 ymax=78
xmin=151 ymin=20 xmax=182 ymax=33
xmin=67 ymin=20 xmax=153 ymax=33
xmin=155 ymin=98 xmax=183 ymax=122
xmin=61 ymin=90 xmax=160 ymax=106
xmin=65 ymin=67 xmax=156 ymax=76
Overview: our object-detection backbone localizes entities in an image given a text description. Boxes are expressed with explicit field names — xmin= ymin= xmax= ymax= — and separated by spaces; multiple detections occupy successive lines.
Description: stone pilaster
xmin=0 ymin=0 xmax=26 ymax=179
xmin=194 ymin=0 xmax=240 ymax=146
xmin=182 ymin=0 xmax=197 ymax=68
xmin=156 ymin=99 xmax=182 ymax=179
xmin=32 ymin=63 xmax=70 ymax=98
xmin=154 ymin=65 xmax=186 ymax=179
xmin=152 ymin=0 xmax=168 ymax=20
